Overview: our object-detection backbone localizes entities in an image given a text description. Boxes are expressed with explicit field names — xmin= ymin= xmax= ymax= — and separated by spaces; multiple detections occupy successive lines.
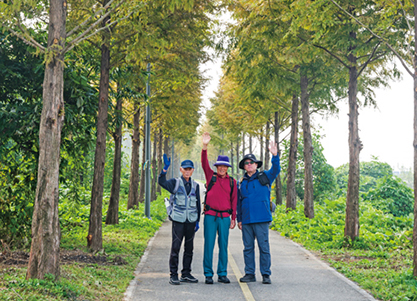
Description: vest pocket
xmin=189 ymin=198 xmax=197 ymax=208
xmin=175 ymin=192 xmax=186 ymax=206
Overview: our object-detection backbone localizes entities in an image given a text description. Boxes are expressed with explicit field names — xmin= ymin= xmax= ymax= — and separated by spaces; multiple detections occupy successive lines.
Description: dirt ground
xmin=0 ymin=249 xmax=127 ymax=268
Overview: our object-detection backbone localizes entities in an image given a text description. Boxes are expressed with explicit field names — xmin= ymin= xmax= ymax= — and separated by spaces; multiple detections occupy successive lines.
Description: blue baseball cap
xmin=181 ymin=159 xmax=194 ymax=169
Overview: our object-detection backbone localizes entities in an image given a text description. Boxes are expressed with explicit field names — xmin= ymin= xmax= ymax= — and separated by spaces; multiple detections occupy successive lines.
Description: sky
xmin=199 ymin=53 xmax=415 ymax=171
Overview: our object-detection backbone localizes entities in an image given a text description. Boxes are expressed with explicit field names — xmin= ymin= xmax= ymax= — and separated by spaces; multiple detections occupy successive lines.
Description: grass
xmin=0 ymin=191 xmax=168 ymax=301
xmin=271 ymin=198 xmax=417 ymax=301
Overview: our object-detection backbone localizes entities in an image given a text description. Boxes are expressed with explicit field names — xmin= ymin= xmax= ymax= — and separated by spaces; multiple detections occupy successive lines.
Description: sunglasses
xmin=244 ymin=161 xmax=256 ymax=165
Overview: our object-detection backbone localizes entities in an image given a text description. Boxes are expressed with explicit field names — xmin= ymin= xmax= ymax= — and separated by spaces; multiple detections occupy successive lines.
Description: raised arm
xmin=201 ymin=132 xmax=214 ymax=182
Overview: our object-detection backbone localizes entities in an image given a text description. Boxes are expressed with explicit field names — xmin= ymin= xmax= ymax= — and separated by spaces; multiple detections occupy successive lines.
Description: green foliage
xmin=335 ymin=159 xmax=393 ymax=196
xmin=364 ymin=176 xmax=414 ymax=217
xmin=280 ymin=131 xmax=337 ymax=202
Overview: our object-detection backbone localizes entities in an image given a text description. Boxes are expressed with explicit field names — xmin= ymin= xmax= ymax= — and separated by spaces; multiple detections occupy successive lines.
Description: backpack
xmin=203 ymin=172 xmax=234 ymax=218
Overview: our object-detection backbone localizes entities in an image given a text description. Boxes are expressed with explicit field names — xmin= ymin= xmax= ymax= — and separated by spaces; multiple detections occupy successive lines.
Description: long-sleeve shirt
xmin=158 ymin=172 xmax=201 ymax=223
xmin=201 ymin=149 xmax=237 ymax=220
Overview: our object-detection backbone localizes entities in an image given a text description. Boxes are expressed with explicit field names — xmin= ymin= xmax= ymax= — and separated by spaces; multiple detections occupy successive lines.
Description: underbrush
xmin=0 ymin=192 xmax=168 ymax=301
xmin=271 ymin=198 xmax=417 ymax=301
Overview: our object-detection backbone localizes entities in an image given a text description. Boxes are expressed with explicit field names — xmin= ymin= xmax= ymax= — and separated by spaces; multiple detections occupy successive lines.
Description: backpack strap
xmin=173 ymin=177 xmax=181 ymax=194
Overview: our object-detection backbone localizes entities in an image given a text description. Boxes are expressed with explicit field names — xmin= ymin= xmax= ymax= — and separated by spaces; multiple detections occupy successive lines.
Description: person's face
xmin=243 ymin=159 xmax=258 ymax=173
xmin=216 ymin=165 xmax=229 ymax=177
xmin=180 ymin=167 xmax=194 ymax=180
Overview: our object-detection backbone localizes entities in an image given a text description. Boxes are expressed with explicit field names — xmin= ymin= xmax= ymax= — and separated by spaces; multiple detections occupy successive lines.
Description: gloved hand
xmin=195 ymin=221 xmax=199 ymax=232
xmin=163 ymin=154 xmax=171 ymax=171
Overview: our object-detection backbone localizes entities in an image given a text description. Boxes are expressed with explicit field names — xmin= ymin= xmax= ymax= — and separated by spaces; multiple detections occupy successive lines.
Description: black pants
xmin=170 ymin=220 xmax=196 ymax=276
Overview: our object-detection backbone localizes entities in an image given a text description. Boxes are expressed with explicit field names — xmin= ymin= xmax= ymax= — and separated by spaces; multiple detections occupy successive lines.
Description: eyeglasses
xmin=244 ymin=161 xmax=255 ymax=165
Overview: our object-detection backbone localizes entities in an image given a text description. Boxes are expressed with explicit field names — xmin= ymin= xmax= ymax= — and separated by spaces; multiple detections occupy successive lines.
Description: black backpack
xmin=203 ymin=172 xmax=234 ymax=218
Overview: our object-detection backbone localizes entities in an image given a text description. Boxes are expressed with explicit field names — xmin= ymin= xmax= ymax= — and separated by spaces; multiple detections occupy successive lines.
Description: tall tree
xmin=286 ymin=95 xmax=299 ymax=210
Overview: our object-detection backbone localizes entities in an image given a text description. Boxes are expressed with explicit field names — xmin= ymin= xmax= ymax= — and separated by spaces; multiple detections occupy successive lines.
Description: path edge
xmin=123 ymin=220 xmax=165 ymax=301
xmin=279 ymin=232 xmax=379 ymax=301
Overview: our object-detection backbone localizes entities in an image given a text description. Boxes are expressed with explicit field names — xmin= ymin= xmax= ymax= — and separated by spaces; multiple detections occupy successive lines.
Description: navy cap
xmin=181 ymin=159 xmax=194 ymax=169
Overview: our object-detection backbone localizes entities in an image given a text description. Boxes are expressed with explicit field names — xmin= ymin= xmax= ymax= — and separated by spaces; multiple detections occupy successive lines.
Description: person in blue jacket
xmin=237 ymin=141 xmax=280 ymax=284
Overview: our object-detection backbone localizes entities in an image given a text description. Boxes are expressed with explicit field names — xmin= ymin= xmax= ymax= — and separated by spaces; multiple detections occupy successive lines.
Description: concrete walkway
xmin=124 ymin=218 xmax=377 ymax=301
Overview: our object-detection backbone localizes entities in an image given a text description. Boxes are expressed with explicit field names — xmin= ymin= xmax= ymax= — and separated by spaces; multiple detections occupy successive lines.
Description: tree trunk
xmin=87 ymin=7 xmax=111 ymax=251
xmin=157 ymin=128 xmax=163 ymax=194
xmin=249 ymin=135 xmax=253 ymax=154
xmin=301 ymin=73 xmax=314 ymax=219
xmin=344 ymin=33 xmax=361 ymax=241
xmin=275 ymin=112 xmax=283 ymax=205
xmin=139 ymin=116 xmax=146 ymax=203
xmin=286 ymin=95 xmax=298 ymax=211
xmin=106 ymin=93 xmax=122 ymax=225
xmin=242 ymin=133 xmax=245 ymax=155
xmin=265 ymin=120 xmax=270 ymax=171
xmin=127 ymin=103 xmax=140 ymax=209
xmin=26 ymin=0 xmax=66 ymax=280
xmin=151 ymin=129 xmax=157 ymax=201
xmin=230 ymin=142 xmax=234 ymax=176
xmin=260 ymin=132 xmax=264 ymax=171
xmin=236 ymin=139 xmax=240 ymax=177
xmin=413 ymin=0 xmax=417 ymax=277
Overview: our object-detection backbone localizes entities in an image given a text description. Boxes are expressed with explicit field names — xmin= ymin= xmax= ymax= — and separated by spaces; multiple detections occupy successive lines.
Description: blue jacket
xmin=237 ymin=155 xmax=281 ymax=224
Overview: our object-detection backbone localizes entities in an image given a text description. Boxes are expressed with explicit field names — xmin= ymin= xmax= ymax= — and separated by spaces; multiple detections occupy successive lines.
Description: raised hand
xmin=202 ymin=132 xmax=211 ymax=149
xmin=268 ymin=141 xmax=278 ymax=156
xmin=163 ymin=154 xmax=171 ymax=171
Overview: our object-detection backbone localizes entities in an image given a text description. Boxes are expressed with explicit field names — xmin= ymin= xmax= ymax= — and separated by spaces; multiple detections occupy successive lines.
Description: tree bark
xmin=157 ymin=128 xmax=163 ymax=194
xmin=105 ymin=93 xmax=122 ymax=225
xmin=413 ymin=0 xmax=417 ymax=278
xmin=265 ymin=120 xmax=270 ymax=171
xmin=236 ymin=139 xmax=240 ymax=177
xmin=127 ymin=103 xmax=140 ymax=209
xmin=301 ymin=73 xmax=314 ymax=219
xmin=139 ymin=115 xmax=146 ymax=203
xmin=275 ymin=112 xmax=283 ymax=205
xmin=260 ymin=132 xmax=264 ymax=171
xmin=87 ymin=18 xmax=110 ymax=250
xmin=151 ymin=129 xmax=157 ymax=201
xmin=286 ymin=95 xmax=299 ymax=211
xmin=230 ymin=142 xmax=234 ymax=176
xmin=345 ymin=33 xmax=362 ymax=241
xmin=26 ymin=0 xmax=66 ymax=280
xmin=249 ymin=135 xmax=253 ymax=154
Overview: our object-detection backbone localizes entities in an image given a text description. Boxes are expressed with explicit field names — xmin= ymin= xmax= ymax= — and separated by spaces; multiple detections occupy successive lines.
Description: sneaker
xmin=169 ymin=275 xmax=180 ymax=285
xmin=205 ymin=276 xmax=214 ymax=284
xmin=218 ymin=276 xmax=230 ymax=283
xmin=262 ymin=274 xmax=271 ymax=284
xmin=180 ymin=274 xmax=198 ymax=283
xmin=239 ymin=274 xmax=256 ymax=283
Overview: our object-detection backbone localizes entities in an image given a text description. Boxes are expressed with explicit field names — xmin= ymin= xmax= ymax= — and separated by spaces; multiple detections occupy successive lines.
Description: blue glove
xmin=195 ymin=221 xmax=199 ymax=232
xmin=163 ymin=154 xmax=171 ymax=171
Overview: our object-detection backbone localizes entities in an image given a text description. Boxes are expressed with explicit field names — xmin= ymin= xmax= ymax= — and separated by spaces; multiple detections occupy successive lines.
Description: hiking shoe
xmin=239 ymin=274 xmax=256 ymax=283
xmin=169 ymin=275 xmax=180 ymax=285
xmin=262 ymin=274 xmax=271 ymax=284
xmin=218 ymin=276 xmax=230 ymax=283
xmin=180 ymin=274 xmax=198 ymax=283
xmin=205 ymin=276 xmax=214 ymax=284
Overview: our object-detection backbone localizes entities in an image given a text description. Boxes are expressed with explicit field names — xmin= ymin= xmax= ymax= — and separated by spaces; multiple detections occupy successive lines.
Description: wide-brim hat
xmin=239 ymin=154 xmax=262 ymax=170
xmin=213 ymin=155 xmax=232 ymax=167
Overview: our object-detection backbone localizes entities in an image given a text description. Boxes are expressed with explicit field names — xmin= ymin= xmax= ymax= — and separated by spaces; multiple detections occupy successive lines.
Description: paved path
xmin=124 ymin=218 xmax=377 ymax=301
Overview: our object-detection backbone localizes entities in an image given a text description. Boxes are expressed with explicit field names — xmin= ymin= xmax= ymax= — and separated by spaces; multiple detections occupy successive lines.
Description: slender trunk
xmin=87 ymin=8 xmax=110 ymax=251
xmin=139 ymin=114 xmax=146 ymax=203
xmin=236 ymin=139 xmax=240 ymax=177
xmin=105 ymin=93 xmax=123 ymax=224
xmin=301 ymin=73 xmax=314 ymax=219
xmin=275 ymin=112 xmax=283 ymax=205
xmin=157 ymin=128 xmax=163 ymax=194
xmin=265 ymin=121 xmax=270 ymax=171
xmin=286 ymin=95 xmax=299 ymax=211
xmin=249 ymin=135 xmax=253 ymax=154
xmin=260 ymin=132 xmax=264 ymax=171
xmin=242 ymin=133 xmax=245 ymax=155
xmin=230 ymin=142 xmax=234 ymax=176
xmin=151 ymin=129 xmax=157 ymax=201
xmin=26 ymin=0 xmax=66 ymax=280
xmin=345 ymin=33 xmax=361 ymax=241
xmin=127 ymin=103 xmax=140 ymax=209
xmin=413 ymin=0 xmax=417 ymax=277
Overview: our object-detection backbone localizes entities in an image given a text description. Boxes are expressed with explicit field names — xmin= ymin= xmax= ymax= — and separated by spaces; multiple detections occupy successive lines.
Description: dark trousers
xmin=170 ymin=220 xmax=196 ymax=276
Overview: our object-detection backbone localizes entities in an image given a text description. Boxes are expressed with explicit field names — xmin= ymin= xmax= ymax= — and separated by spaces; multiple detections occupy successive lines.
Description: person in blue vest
xmin=237 ymin=141 xmax=280 ymax=284
xmin=158 ymin=155 xmax=201 ymax=285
